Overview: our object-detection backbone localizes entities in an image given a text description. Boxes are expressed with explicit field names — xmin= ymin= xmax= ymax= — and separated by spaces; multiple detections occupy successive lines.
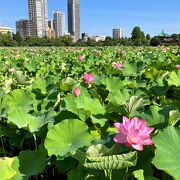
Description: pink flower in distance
xmin=176 ymin=65 xmax=180 ymax=69
xmin=119 ymin=50 xmax=126 ymax=55
xmin=162 ymin=47 xmax=170 ymax=53
xmin=114 ymin=116 xmax=154 ymax=151
xmin=73 ymin=87 xmax=80 ymax=97
xmin=83 ymin=73 xmax=95 ymax=84
xmin=112 ymin=62 xmax=123 ymax=70
xmin=79 ymin=55 xmax=85 ymax=61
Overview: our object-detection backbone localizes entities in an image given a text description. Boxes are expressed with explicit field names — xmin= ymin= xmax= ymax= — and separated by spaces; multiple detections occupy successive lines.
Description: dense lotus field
xmin=0 ymin=46 xmax=180 ymax=180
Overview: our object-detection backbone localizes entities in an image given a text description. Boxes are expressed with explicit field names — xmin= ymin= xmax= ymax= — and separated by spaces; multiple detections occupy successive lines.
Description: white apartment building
xmin=112 ymin=28 xmax=123 ymax=39
xmin=53 ymin=11 xmax=65 ymax=37
xmin=28 ymin=0 xmax=48 ymax=37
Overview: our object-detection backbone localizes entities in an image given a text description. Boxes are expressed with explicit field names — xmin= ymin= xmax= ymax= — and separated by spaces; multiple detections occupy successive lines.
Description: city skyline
xmin=0 ymin=0 xmax=180 ymax=37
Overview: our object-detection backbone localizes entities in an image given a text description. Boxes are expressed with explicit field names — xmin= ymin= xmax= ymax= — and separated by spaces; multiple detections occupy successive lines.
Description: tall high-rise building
xmin=53 ymin=11 xmax=65 ymax=37
xmin=28 ymin=0 xmax=48 ymax=37
xmin=16 ymin=19 xmax=30 ymax=39
xmin=112 ymin=28 xmax=123 ymax=39
xmin=68 ymin=0 xmax=80 ymax=41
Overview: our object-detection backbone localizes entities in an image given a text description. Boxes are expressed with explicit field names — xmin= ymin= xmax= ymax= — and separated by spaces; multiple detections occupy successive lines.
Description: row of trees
xmin=0 ymin=26 xmax=179 ymax=46
xmin=0 ymin=32 xmax=74 ymax=46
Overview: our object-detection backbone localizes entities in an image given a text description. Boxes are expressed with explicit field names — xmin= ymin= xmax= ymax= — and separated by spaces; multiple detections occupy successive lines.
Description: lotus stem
xmin=33 ymin=133 xmax=38 ymax=150
xmin=104 ymin=170 xmax=112 ymax=180
xmin=0 ymin=136 xmax=6 ymax=157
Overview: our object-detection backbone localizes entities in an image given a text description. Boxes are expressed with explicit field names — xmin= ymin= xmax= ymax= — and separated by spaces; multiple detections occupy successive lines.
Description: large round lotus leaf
xmin=5 ymin=89 xmax=33 ymax=113
xmin=168 ymin=71 xmax=180 ymax=87
xmin=14 ymin=71 xmax=29 ymax=85
xmin=0 ymin=157 xmax=16 ymax=180
xmin=8 ymin=109 xmax=45 ymax=133
xmin=45 ymin=119 xmax=93 ymax=156
xmin=101 ymin=77 xmax=124 ymax=92
xmin=8 ymin=150 xmax=47 ymax=180
xmin=32 ymin=76 xmax=47 ymax=94
xmin=153 ymin=126 xmax=180 ymax=180
xmin=18 ymin=150 xmax=47 ymax=178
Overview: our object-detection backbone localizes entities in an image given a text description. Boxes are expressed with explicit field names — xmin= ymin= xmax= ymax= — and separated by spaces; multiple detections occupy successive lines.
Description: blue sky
xmin=0 ymin=0 xmax=180 ymax=37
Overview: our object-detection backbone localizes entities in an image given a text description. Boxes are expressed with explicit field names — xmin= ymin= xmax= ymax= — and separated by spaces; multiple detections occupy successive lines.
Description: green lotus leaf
xmin=45 ymin=119 xmax=93 ymax=156
xmin=64 ymin=94 xmax=79 ymax=115
xmin=3 ymin=78 xmax=13 ymax=94
xmin=0 ymin=96 xmax=6 ymax=118
xmin=133 ymin=169 xmax=159 ymax=180
xmin=76 ymin=94 xmax=105 ymax=115
xmin=86 ymin=144 xmax=109 ymax=157
xmin=107 ymin=89 xmax=131 ymax=105
xmin=84 ymin=151 xmax=137 ymax=170
xmin=139 ymin=105 xmax=167 ymax=127
xmin=17 ymin=150 xmax=47 ymax=178
xmin=32 ymin=76 xmax=47 ymax=94
xmin=65 ymin=94 xmax=106 ymax=126
xmin=14 ymin=71 xmax=29 ymax=85
xmin=11 ymin=157 xmax=26 ymax=180
xmin=0 ymin=157 xmax=16 ymax=180
xmin=55 ymin=157 xmax=77 ymax=174
xmin=101 ymin=77 xmax=124 ymax=92
xmin=67 ymin=169 xmax=88 ymax=180
xmin=76 ymin=94 xmax=106 ymax=126
xmin=133 ymin=169 xmax=144 ymax=180
xmin=5 ymin=89 xmax=33 ymax=113
xmin=153 ymin=126 xmax=180 ymax=180
xmin=168 ymin=71 xmax=180 ymax=86
xmin=122 ymin=63 xmax=141 ymax=76
xmin=0 ymin=125 xmax=9 ymax=137
xmin=169 ymin=110 xmax=180 ymax=126
xmin=24 ymin=61 xmax=36 ymax=72
xmin=8 ymin=109 xmax=45 ymax=133
xmin=124 ymin=96 xmax=149 ymax=118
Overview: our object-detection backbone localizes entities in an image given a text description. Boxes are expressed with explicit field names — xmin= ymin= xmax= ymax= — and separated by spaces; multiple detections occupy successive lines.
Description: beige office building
xmin=0 ymin=26 xmax=13 ymax=34
xmin=48 ymin=28 xmax=55 ymax=39
xmin=28 ymin=0 xmax=48 ymax=37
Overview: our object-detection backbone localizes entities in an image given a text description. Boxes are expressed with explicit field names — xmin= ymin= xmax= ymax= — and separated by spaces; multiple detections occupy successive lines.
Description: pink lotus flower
xmin=176 ymin=65 xmax=180 ymax=69
xmin=114 ymin=116 xmax=154 ymax=151
xmin=79 ymin=55 xmax=85 ymax=61
xmin=73 ymin=87 xmax=80 ymax=97
xmin=83 ymin=73 xmax=95 ymax=84
xmin=112 ymin=62 xmax=123 ymax=70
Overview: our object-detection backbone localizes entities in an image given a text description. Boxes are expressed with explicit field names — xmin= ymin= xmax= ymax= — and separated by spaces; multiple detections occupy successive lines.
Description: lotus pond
xmin=0 ymin=46 xmax=180 ymax=180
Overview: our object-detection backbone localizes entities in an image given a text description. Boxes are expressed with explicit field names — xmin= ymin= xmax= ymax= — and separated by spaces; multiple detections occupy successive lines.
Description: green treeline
xmin=0 ymin=26 xmax=180 ymax=47
xmin=0 ymin=32 xmax=74 ymax=46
